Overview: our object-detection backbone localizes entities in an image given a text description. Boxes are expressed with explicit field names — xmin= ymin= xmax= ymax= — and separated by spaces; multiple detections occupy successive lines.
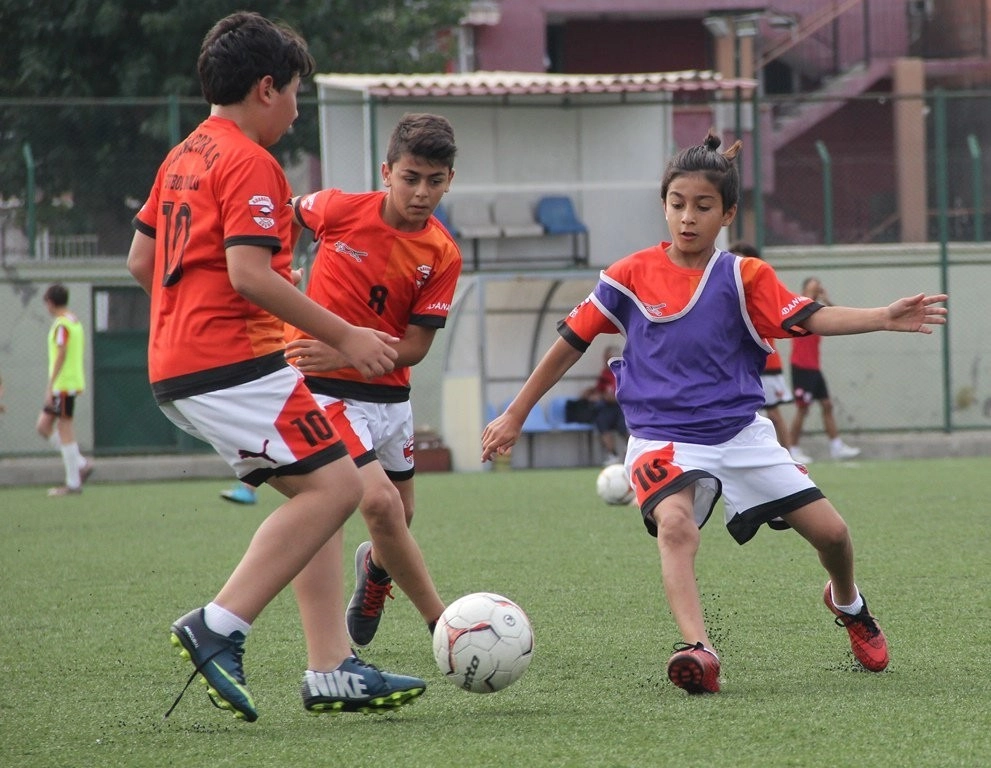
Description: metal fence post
xmin=967 ymin=133 xmax=983 ymax=242
xmin=22 ymin=142 xmax=35 ymax=259
xmin=752 ymin=86 xmax=764 ymax=252
xmin=934 ymin=89 xmax=952 ymax=431
xmin=815 ymin=140 xmax=833 ymax=245
xmin=168 ymin=94 xmax=180 ymax=147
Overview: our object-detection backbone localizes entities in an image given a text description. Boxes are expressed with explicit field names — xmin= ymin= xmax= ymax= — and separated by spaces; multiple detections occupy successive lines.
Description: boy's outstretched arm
xmin=801 ymin=293 xmax=948 ymax=336
xmin=481 ymin=338 xmax=583 ymax=462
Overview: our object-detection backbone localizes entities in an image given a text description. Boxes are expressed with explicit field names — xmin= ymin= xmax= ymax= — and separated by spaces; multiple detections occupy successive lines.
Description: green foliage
xmin=0 ymin=0 xmax=470 ymax=251
xmin=2 ymin=457 xmax=990 ymax=767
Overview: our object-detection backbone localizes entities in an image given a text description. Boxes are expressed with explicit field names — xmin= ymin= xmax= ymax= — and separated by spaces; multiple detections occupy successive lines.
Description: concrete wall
xmin=417 ymin=242 xmax=991 ymax=471
xmin=1 ymin=244 xmax=988 ymax=463
xmin=0 ymin=260 xmax=133 ymax=457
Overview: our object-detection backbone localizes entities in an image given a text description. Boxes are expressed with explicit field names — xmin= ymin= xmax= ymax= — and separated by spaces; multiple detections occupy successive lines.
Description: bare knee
xmin=790 ymin=501 xmax=850 ymax=551
xmin=36 ymin=415 xmax=54 ymax=439
xmin=360 ymin=483 xmax=404 ymax=534
xmin=653 ymin=504 xmax=700 ymax=554
xmin=816 ymin=517 xmax=850 ymax=553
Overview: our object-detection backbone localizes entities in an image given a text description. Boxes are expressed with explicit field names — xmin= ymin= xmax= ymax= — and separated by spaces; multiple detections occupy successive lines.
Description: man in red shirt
xmin=790 ymin=277 xmax=861 ymax=460
xmin=581 ymin=345 xmax=629 ymax=465
xmin=729 ymin=243 xmax=802 ymax=460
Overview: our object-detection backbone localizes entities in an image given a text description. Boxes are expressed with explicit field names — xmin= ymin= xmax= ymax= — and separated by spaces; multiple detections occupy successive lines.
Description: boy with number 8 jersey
xmin=284 ymin=113 xmax=460 ymax=653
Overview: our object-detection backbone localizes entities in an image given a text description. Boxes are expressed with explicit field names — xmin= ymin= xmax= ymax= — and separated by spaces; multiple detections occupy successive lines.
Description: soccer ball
xmin=596 ymin=463 xmax=635 ymax=505
xmin=432 ymin=592 xmax=534 ymax=693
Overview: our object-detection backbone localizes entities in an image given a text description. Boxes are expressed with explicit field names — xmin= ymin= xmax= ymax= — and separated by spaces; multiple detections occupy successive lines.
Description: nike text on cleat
xmin=165 ymin=608 xmax=258 ymax=722
xmin=823 ymin=581 xmax=889 ymax=672
xmin=301 ymin=656 xmax=425 ymax=714
xmin=666 ymin=642 xmax=720 ymax=694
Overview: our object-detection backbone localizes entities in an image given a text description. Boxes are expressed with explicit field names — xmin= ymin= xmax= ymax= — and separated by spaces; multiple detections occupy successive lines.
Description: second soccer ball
xmin=596 ymin=462 xmax=635 ymax=505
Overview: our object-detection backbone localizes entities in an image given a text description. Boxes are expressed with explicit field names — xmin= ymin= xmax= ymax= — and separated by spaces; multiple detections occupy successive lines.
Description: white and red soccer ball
xmin=432 ymin=592 xmax=534 ymax=693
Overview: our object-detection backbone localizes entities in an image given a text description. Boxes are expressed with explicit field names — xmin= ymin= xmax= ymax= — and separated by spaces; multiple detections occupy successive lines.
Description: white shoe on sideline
xmin=831 ymin=442 xmax=861 ymax=460
xmin=602 ymin=453 xmax=622 ymax=466
xmin=789 ymin=446 xmax=813 ymax=464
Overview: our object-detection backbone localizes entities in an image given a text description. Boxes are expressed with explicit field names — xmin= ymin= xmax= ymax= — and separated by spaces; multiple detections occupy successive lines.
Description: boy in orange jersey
xmin=127 ymin=12 xmax=425 ymax=722
xmin=285 ymin=113 xmax=460 ymax=650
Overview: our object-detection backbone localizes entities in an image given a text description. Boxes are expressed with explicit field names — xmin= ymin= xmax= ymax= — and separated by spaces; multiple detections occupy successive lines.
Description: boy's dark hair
xmin=729 ymin=241 xmax=760 ymax=258
xmin=661 ymin=129 xmax=742 ymax=212
xmin=198 ymin=12 xmax=315 ymax=106
xmin=44 ymin=283 xmax=69 ymax=307
xmin=386 ymin=113 xmax=457 ymax=169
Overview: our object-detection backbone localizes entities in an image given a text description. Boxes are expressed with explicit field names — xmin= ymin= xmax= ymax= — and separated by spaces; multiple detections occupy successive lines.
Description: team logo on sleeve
xmin=569 ymin=297 xmax=592 ymax=318
xmin=415 ymin=264 xmax=433 ymax=287
xmin=248 ymin=195 xmax=276 ymax=229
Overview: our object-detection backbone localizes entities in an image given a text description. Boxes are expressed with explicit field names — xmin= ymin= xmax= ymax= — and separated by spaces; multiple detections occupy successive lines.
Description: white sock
xmin=204 ymin=602 xmax=252 ymax=637
xmin=48 ymin=432 xmax=61 ymax=449
xmin=831 ymin=584 xmax=864 ymax=615
xmin=60 ymin=443 xmax=81 ymax=488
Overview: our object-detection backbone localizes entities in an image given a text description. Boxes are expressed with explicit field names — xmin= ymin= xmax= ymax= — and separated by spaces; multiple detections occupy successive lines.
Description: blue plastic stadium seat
xmin=535 ymin=196 xmax=589 ymax=264
xmin=547 ymin=396 xmax=594 ymax=432
xmin=520 ymin=402 xmax=553 ymax=433
xmin=433 ymin=202 xmax=458 ymax=236
xmin=536 ymin=196 xmax=587 ymax=235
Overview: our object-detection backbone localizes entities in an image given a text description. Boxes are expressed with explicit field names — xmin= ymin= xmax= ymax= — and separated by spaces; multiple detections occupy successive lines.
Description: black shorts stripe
xmin=152 ymin=351 xmax=287 ymax=403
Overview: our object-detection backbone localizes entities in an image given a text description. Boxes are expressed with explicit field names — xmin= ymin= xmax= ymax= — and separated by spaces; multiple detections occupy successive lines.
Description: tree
xmin=0 ymin=0 xmax=470 ymax=254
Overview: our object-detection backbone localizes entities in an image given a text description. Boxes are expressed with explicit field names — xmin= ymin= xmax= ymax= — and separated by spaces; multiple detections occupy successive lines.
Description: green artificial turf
xmin=1 ymin=456 xmax=989 ymax=767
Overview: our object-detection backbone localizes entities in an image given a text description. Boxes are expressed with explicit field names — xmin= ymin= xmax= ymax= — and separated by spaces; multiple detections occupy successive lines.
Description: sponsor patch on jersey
xmin=643 ymin=301 xmax=668 ymax=317
xmin=334 ymin=240 xmax=368 ymax=262
xmin=248 ymin=195 xmax=276 ymax=229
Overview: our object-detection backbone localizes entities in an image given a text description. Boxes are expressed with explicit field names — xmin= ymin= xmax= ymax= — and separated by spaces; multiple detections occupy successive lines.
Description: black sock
xmin=367 ymin=557 xmax=390 ymax=583
xmin=427 ymin=620 xmax=437 ymax=637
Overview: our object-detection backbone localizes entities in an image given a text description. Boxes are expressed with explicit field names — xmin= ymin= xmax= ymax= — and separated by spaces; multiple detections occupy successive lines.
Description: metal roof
xmin=314 ymin=70 xmax=756 ymax=98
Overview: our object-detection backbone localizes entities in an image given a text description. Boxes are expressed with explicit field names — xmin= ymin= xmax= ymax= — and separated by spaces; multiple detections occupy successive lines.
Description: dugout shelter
xmin=314 ymin=70 xmax=754 ymax=470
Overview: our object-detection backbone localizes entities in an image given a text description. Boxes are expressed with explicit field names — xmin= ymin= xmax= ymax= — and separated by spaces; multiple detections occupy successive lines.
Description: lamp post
xmin=703 ymin=13 xmax=759 ymax=240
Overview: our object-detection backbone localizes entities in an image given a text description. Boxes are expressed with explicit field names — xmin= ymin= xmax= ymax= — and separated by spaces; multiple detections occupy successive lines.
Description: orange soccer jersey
xmin=288 ymin=189 xmax=462 ymax=400
xmin=133 ymin=116 xmax=295 ymax=401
